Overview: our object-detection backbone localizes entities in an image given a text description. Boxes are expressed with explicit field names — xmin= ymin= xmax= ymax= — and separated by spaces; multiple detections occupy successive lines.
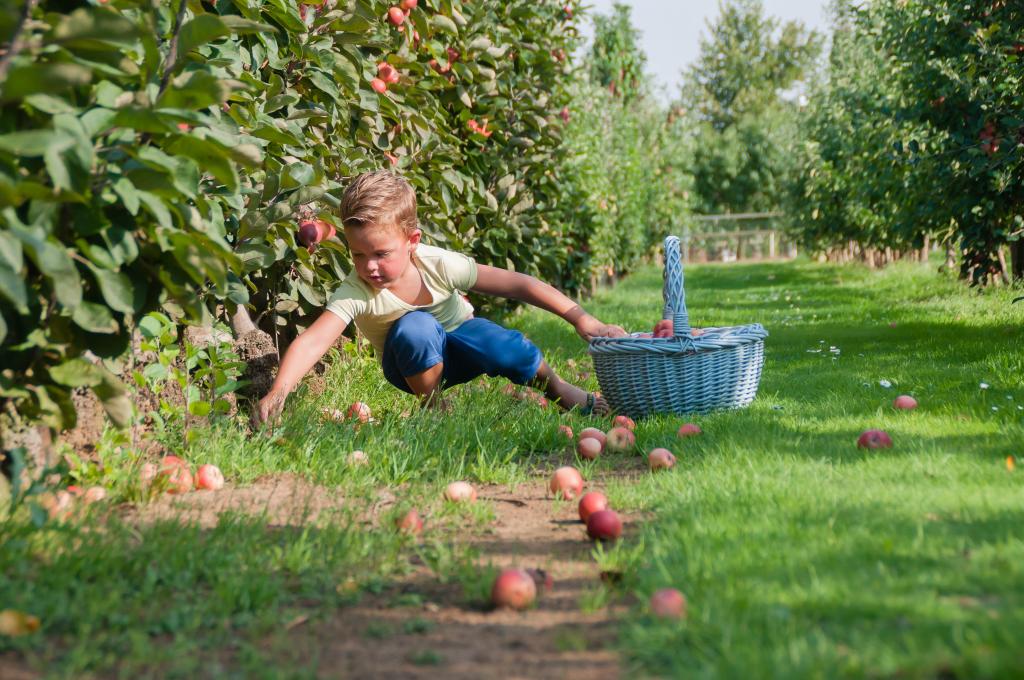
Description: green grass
xmin=2 ymin=257 xmax=1022 ymax=678
xmin=567 ymin=260 xmax=1023 ymax=679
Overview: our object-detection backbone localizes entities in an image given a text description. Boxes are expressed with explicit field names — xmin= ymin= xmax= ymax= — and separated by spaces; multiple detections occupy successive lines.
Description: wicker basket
xmin=587 ymin=235 xmax=768 ymax=418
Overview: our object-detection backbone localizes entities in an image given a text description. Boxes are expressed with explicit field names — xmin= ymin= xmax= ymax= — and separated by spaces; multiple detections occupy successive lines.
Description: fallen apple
xmin=558 ymin=424 xmax=574 ymax=441
xmin=648 ymin=448 xmax=676 ymax=471
xmin=576 ymin=437 xmax=602 ymax=460
xmin=444 ymin=481 xmax=477 ymax=503
xmin=893 ymin=395 xmax=918 ymax=410
xmin=347 ymin=401 xmax=372 ymax=423
xmin=613 ymin=415 xmax=636 ymax=431
xmin=491 ymin=568 xmax=536 ymax=610
xmin=578 ymin=491 xmax=608 ymax=522
xmin=586 ymin=509 xmax=622 ymax=541
xmin=395 ymin=509 xmax=423 ymax=535
xmin=82 ymin=486 xmax=107 ymax=504
xmin=549 ymin=466 xmax=584 ymax=500
xmin=160 ymin=457 xmax=193 ymax=495
xmin=650 ymin=588 xmax=687 ymax=619
xmin=606 ymin=426 xmax=635 ymax=453
xmin=195 ymin=464 xmax=224 ymax=491
xmin=347 ymin=450 xmax=369 ymax=466
xmin=578 ymin=427 xmax=606 ymax=448
xmin=857 ymin=429 xmax=893 ymax=449
xmin=677 ymin=423 xmax=702 ymax=437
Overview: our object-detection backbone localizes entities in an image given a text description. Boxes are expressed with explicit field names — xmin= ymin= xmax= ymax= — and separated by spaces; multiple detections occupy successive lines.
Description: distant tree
xmin=587 ymin=2 xmax=648 ymax=102
xmin=681 ymin=0 xmax=823 ymax=214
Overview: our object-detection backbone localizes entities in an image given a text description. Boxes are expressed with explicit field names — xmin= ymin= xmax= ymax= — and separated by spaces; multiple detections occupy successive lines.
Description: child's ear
xmin=408 ymin=229 xmax=422 ymax=247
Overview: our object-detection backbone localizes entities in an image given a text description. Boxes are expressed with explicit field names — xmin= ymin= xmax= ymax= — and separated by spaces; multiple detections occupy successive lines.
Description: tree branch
xmin=0 ymin=0 xmax=40 ymax=84
xmin=158 ymin=0 xmax=189 ymax=96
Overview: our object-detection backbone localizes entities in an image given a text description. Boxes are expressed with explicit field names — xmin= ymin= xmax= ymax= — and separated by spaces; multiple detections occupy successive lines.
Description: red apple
xmin=377 ymin=62 xmax=399 ymax=84
xmin=578 ymin=427 xmax=606 ymax=448
xmin=160 ymin=456 xmax=192 ymax=494
xmin=446 ymin=47 xmax=460 ymax=63
xmin=82 ymin=486 xmax=107 ymax=504
xmin=387 ymin=6 xmax=405 ymax=25
xmin=558 ymin=424 xmax=574 ymax=441
xmin=578 ymin=491 xmax=608 ymax=522
xmin=648 ymin=448 xmax=676 ymax=471
xmin=491 ymin=568 xmax=536 ymax=610
xmin=549 ymin=466 xmax=584 ymax=500
xmin=576 ymin=437 xmax=602 ymax=460
xmin=677 ymin=423 xmax=702 ymax=437
xmin=893 ymin=395 xmax=918 ymax=410
xmin=370 ymin=77 xmax=388 ymax=93
xmin=400 ymin=0 xmax=417 ymax=9
xmin=347 ymin=401 xmax=371 ymax=423
xmin=653 ymin=319 xmax=673 ymax=338
xmin=297 ymin=220 xmax=322 ymax=247
xmin=444 ymin=481 xmax=477 ymax=503
xmin=195 ymin=464 xmax=224 ymax=491
xmin=650 ymin=588 xmax=687 ymax=619
xmin=613 ymin=415 xmax=636 ymax=431
xmin=857 ymin=429 xmax=893 ymax=449
xmin=347 ymin=450 xmax=369 ymax=466
xmin=606 ymin=426 xmax=635 ymax=453
xmin=395 ymin=509 xmax=423 ymax=535
xmin=559 ymin=106 xmax=570 ymax=122
xmin=586 ymin=509 xmax=621 ymax=541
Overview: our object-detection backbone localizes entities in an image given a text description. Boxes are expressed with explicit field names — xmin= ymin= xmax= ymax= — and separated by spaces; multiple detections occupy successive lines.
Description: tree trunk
xmin=1011 ymin=239 xmax=1024 ymax=282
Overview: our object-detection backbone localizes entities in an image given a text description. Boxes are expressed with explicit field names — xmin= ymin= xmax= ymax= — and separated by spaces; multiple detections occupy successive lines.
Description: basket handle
xmin=662 ymin=235 xmax=691 ymax=337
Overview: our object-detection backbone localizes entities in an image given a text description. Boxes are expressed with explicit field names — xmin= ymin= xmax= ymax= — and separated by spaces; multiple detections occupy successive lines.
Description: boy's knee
xmin=387 ymin=311 xmax=443 ymax=352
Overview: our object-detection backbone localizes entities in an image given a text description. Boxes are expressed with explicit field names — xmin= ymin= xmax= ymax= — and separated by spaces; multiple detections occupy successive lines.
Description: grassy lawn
xmin=2 ymin=256 xmax=1022 ymax=678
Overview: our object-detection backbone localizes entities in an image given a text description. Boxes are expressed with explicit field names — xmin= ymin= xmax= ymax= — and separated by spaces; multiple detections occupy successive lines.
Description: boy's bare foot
xmin=549 ymin=381 xmax=610 ymax=416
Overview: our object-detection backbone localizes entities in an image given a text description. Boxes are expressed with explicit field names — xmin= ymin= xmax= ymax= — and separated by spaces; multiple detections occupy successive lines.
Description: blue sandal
xmin=577 ymin=392 xmax=598 ymax=416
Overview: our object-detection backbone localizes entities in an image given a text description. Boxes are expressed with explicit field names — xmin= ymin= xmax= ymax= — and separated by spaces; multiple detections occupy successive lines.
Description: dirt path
xmin=303 ymin=481 xmax=632 ymax=679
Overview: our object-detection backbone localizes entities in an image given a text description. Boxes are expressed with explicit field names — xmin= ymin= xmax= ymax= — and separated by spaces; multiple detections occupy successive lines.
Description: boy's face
xmin=344 ymin=224 xmax=421 ymax=289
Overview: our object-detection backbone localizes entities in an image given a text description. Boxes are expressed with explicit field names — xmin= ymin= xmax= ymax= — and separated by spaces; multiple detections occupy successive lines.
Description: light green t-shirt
xmin=325 ymin=243 xmax=479 ymax=355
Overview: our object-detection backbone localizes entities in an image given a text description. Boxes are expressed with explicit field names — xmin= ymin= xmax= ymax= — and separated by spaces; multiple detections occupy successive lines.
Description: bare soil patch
xmin=301 ymin=481 xmax=632 ymax=680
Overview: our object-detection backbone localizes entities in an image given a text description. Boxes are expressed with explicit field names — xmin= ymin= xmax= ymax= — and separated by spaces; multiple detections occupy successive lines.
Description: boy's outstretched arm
xmin=253 ymin=311 xmax=349 ymax=426
xmin=470 ymin=264 xmax=628 ymax=341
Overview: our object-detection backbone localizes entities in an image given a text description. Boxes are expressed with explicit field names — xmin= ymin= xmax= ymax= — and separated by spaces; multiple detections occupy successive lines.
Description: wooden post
xmin=1011 ymin=239 xmax=1024 ymax=282
xmin=736 ymin=235 xmax=744 ymax=261
xmin=768 ymin=231 xmax=776 ymax=259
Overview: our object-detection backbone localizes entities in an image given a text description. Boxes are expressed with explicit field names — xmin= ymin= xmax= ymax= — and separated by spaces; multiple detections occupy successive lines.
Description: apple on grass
xmin=648 ymin=448 xmax=676 ymax=471
xmin=195 ymin=464 xmax=224 ymax=491
xmin=444 ymin=481 xmax=476 ymax=503
xmin=550 ymin=466 xmax=584 ymax=500
xmin=586 ymin=509 xmax=622 ymax=541
xmin=578 ymin=427 xmax=606 ymax=448
xmin=491 ymin=569 xmax=536 ymax=610
xmin=606 ymin=426 xmax=635 ymax=453
xmin=650 ymin=588 xmax=687 ymax=619
xmin=677 ymin=423 xmax=702 ymax=437
xmin=576 ymin=437 xmax=602 ymax=460
xmin=395 ymin=509 xmax=423 ymax=535
xmin=857 ymin=429 xmax=893 ymax=449
xmin=578 ymin=491 xmax=608 ymax=522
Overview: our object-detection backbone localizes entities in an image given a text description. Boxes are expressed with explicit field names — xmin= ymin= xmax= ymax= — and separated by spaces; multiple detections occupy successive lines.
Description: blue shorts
xmin=381 ymin=311 xmax=544 ymax=394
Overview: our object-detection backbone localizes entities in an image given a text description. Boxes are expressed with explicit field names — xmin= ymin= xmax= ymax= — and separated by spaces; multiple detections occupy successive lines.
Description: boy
xmin=254 ymin=171 xmax=626 ymax=425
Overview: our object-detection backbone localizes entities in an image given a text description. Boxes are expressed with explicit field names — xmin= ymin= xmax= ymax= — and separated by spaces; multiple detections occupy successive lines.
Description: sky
xmin=578 ymin=0 xmax=831 ymax=102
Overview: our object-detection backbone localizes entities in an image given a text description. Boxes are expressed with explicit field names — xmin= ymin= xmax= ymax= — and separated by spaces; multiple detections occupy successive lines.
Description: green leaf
xmin=219 ymin=15 xmax=277 ymax=35
xmin=112 ymin=177 xmax=141 ymax=215
xmin=91 ymin=368 xmax=132 ymax=428
xmin=0 ymin=130 xmax=74 ymax=157
xmin=188 ymin=400 xmax=212 ymax=417
xmin=0 ymin=64 xmax=92 ymax=102
xmin=431 ymin=14 xmax=458 ymax=35
xmin=51 ymin=7 xmax=141 ymax=46
xmin=72 ymin=301 xmax=119 ymax=333
xmin=158 ymin=71 xmax=230 ymax=110
xmin=87 ymin=264 xmax=136 ymax=314
xmin=49 ymin=358 xmax=104 ymax=387
xmin=167 ymin=136 xmax=239 ymax=192
xmin=237 ymin=243 xmax=276 ymax=272
xmin=176 ymin=14 xmax=231 ymax=67
xmin=8 ymin=219 xmax=82 ymax=310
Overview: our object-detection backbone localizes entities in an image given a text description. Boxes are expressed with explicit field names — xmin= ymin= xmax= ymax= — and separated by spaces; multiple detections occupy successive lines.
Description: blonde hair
xmin=340 ymin=171 xmax=418 ymax=235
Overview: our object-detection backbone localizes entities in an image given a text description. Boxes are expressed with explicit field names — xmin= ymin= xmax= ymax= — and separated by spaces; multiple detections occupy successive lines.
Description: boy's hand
xmin=253 ymin=389 xmax=287 ymax=429
xmin=574 ymin=314 xmax=627 ymax=342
